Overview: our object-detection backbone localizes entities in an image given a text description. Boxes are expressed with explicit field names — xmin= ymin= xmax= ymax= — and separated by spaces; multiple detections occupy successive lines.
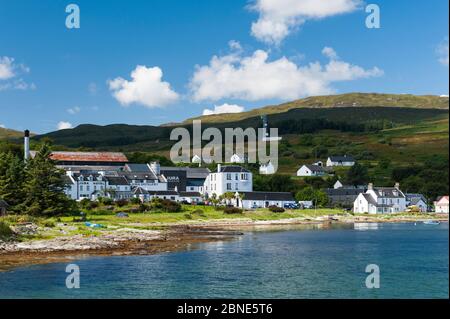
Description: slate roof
xmin=373 ymin=187 xmax=405 ymax=198
xmin=214 ymin=166 xmax=250 ymax=173
xmin=160 ymin=167 xmax=210 ymax=179
xmin=62 ymin=175 xmax=75 ymax=185
xmin=125 ymin=164 xmax=151 ymax=172
xmin=303 ymin=164 xmax=325 ymax=173
xmin=179 ymin=192 xmax=202 ymax=197
xmin=105 ymin=176 xmax=129 ymax=186
xmin=328 ymin=155 xmax=355 ymax=162
xmin=363 ymin=194 xmax=378 ymax=206
xmin=326 ymin=188 xmax=366 ymax=196
xmin=119 ymin=172 xmax=158 ymax=181
xmin=148 ymin=191 xmax=179 ymax=196
xmin=240 ymin=191 xmax=294 ymax=201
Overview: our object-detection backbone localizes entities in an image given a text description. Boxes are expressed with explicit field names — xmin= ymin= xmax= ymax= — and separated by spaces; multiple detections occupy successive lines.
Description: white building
xmin=297 ymin=164 xmax=326 ymax=177
xmin=203 ymin=164 xmax=252 ymax=198
xmin=326 ymin=156 xmax=355 ymax=167
xmin=237 ymin=192 xmax=295 ymax=209
xmin=353 ymin=183 xmax=407 ymax=214
xmin=259 ymin=161 xmax=275 ymax=175
xmin=333 ymin=180 xmax=344 ymax=189
xmin=434 ymin=196 xmax=449 ymax=213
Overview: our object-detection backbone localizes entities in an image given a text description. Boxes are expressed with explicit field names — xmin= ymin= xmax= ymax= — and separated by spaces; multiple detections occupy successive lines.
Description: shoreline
xmin=1 ymin=215 xmax=448 ymax=271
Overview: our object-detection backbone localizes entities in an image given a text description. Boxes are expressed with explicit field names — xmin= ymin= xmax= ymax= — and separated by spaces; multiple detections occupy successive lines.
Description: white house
xmin=259 ymin=161 xmax=275 ymax=175
xmin=406 ymin=193 xmax=428 ymax=212
xmin=237 ymin=191 xmax=295 ymax=209
xmin=333 ymin=180 xmax=344 ymax=189
xmin=326 ymin=155 xmax=355 ymax=167
xmin=230 ymin=153 xmax=244 ymax=163
xmin=434 ymin=196 xmax=449 ymax=213
xmin=297 ymin=164 xmax=326 ymax=177
xmin=203 ymin=164 xmax=252 ymax=198
xmin=353 ymin=183 xmax=407 ymax=214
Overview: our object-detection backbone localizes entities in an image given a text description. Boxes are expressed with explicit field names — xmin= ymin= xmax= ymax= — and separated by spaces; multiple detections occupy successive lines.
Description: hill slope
xmin=179 ymin=93 xmax=449 ymax=125
xmin=0 ymin=127 xmax=23 ymax=140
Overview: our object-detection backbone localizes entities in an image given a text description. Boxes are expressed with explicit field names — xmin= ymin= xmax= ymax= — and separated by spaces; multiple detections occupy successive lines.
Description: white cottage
xmin=297 ymin=164 xmax=326 ymax=177
xmin=353 ymin=183 xmax=407 ymax=214
xmin=230 ymin=153 xmax=244 ymax=163
xmin=326 ymin=155 xmax=355 ymax=167
xmin=259 ymin=161 xmax=275 ymax=175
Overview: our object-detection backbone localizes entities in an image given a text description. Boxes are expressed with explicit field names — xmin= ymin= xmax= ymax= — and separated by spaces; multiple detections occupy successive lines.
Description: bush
xmin=161 ymin=200 xmax=181 ymax=213
xmin=87 ymin=201 xmax=99 ymax=210
xmin=139 ymin=203 xmax=149 ymax=213
xmin=100 ymin=197 xmax=113 ymax=206
xmin=79 ymin=198 xmax=91 ymax=209
xmin=115 ymin=199 xmax=129 ymax=207
xmin=0 ymin=221 xmax=13 ymax=240
xmin=184 ymin=213 xmax=193 ymax=219
xmin=130 ymin=197 xmax=141 ymax=205
xmin=191 ymin=209 xmax=206 ymax=217
xmin=223 ymin=207 xmax=243 ymax=215
xmin=268 ymin=205 xmax=285 ymax=213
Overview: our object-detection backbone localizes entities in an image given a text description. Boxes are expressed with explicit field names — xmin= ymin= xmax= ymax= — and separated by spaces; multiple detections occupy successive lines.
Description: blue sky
xmin=0 ymin=0 xmax=448 ymax=133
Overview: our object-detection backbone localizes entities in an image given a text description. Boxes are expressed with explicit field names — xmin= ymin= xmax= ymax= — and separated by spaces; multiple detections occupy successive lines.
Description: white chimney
xmin=368 ymin=183 xmax=374 ymax=191
xmin=24 ymin=130 xmax=30 ymax=161
xmin=217 ymin=164 xmax=221 ymax=173
xmin=394 ymin=182 xmax=400 ymax=189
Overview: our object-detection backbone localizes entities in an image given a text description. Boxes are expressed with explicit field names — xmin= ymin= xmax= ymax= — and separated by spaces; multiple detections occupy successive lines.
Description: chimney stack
xmin=394 ymin=182 xmax=400 ymax=189
xmin=217 ymin=164 xmax=221 ymax=173
xmin=24 ymin=130 xmax=30 ymax=161
xmin=368 ymin=183 xmax=374 ymax=191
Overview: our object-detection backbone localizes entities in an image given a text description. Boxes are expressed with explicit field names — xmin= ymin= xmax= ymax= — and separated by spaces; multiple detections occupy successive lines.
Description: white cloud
xmin=57 ymin=121 xmax=73 ymax=130
xmin=67 ymin=106 xmax=81 ymax=114
xmin=0 ymin=57 xmax=15 ymax=80
xmin=108 ymin=65 xmax=179 ymax=108
xmin=202 ymin=103 xmax=245 ymax=116
xmin=437 ymin=38 xmax=449 ymax=67
xmin=0 ymin=56 xmax=34 ymax=91
xmin=250 ymin=0 xmax=361 ymax=45
xmin=190 ymin=47 xmax=383 ymax=102
xmin=322 ymin=47 xmax=339 ymax=60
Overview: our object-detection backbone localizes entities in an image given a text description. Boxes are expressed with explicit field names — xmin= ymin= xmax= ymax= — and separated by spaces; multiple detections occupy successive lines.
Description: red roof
xmin=31 ymin=151 xmax=128 ymax=163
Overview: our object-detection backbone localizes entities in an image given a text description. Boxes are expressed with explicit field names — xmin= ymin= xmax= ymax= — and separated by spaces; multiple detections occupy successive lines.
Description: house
xmin=259 ymin=161 xmax=275 ymax=175
xmin=353 ymin=183 xmax=407 ymax=214
xmin=326 ymin=186 xmax=367 ymax=208
xmin=326 ymin=155 xmax=355 ymax=167
xmin=0 ymin=199 xmax=9 ymax=215
xmin=333 ymin=180 xmax=344 ymax=189
xmin=406 ymin=193 xmax=428 ymax=212
xmin=203 ymin=164 xmax=252 ymax=198
xmin=179 ymin=192 xmax=203 ymax=204
xmin=230 ymin=153 xmax=244 ymax=163
xmin=160 ymin=166 xmax=210 ymax=192
xmin=297 ymin=164 xmax=326 ymax=177
xmin=237 ymin=191 xmax=296 ymax=209
xmin=434 ymin=196 xmax=449 ymax=213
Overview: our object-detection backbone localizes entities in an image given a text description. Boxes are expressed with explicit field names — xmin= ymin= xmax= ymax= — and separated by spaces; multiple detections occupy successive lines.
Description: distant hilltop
xmin=173 ymin=93 xmax=449 ymax=126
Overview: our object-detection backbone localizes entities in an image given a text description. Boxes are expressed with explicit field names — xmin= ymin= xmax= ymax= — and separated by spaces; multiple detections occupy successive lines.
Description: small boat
xmin=423 ymin=220 xmax=440 ymax=225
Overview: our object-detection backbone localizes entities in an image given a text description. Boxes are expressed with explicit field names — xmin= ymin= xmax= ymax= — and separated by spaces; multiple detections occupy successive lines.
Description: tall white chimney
xmin=24 ymin=130 xmax=30 ymax=161
xmin=217 ymin=164 xmax=221 ymax=173
xmin=150 ymin=162 xmax=160 ymax=175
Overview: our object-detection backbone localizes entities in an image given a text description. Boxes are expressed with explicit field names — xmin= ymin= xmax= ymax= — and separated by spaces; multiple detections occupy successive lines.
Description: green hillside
xmin=0 ymin=127 xmax=23 ymax=140
xmin=179 ymin=93 xmax=449 ymax=125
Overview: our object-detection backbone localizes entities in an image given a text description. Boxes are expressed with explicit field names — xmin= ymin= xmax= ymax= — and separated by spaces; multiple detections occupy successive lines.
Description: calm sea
xmin=0 ymin=222 xmax=448 ymax=299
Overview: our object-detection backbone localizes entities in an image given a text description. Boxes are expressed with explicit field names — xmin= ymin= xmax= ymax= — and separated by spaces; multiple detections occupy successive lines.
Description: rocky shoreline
xmin=1 ymin=215 xmax=447 ymax=271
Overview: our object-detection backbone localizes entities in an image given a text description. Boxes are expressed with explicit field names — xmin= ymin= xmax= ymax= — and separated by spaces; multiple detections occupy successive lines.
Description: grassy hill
xmin=0 ymin=127 xmax=23 ymax=140
xmin=179 ymin=93 xmax=449 ymax=125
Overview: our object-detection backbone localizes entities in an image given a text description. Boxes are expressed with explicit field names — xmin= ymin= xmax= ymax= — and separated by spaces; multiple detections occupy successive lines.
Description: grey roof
xmin=148 ymin=190 xmax=179 ymax=196
xmin=125 ymin=164 xmax=151 ymax=172
xmin=133 ymin=187 xmax=149 ymax=195
xmin=363 ymin=194 xmax=378 ymax=206
xmin=215 ymin=166 xmax=250 ymax=173
xmin=240 ymin=191 xmax=294 ymax=201
xmin=105 ymin=176 xmax=129 ymax=186
xmin=326 ymin=188 xmax=366 ymax=196
xmin=62 ymin=175 xmax=75 ymax=185
xmin=179 ymin=192 xmax=202 ymax=197
xmin=328 ymin=155 xmax=355 ymax=162
xmin=373 ymin=187 xmax=405 ymax=198
xmin=409 ymin=197 xmax=426 ymax=206
xmin=406 ymin=193 xmax=427 ymax=203
xmin=73 ymin=173 xmax=103 ymax=180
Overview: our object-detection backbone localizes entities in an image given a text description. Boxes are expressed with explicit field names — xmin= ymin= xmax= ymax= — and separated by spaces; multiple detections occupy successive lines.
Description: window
xmin=235 ymin=174 xmax=238 ymax=180
xmin=227 ymin=174 xmax=232 ymax=180
xmin=241 ymin=173 xmax=248 ymax=180
xmin=235 ymin=183 xmax=238 ymax=190
xmin=80 ymin=186 xmax=83 ymax=191
xmin=86 ymin=186 xmax=90 ymax=192
xmin=227 ymin=183 xmax=232 ymax=190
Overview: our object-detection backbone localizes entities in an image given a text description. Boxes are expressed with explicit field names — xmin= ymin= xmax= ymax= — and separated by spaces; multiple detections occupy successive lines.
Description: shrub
xmin=223 ymin=207 xmax=243 ymax=215
xmin=161 ymin=200 xmax=181 ymax=213
xmin=139 ymin=203 xmax=149 ymax=213
xmin=100 ymin=198 xmax=113 ymax=206
xmin=115 ymin=199 xmax=129 ymax=207
xmin=184 ymin=213 xmax=193 ymax=219
xmin=268 ymin=205 xmax=285 ymax=213
xmin=130 ymin=198 xmax=141 ymax=205
xmin=192 ymin=209 xmax=206 ymax=217
xmin=88 ymin=201 xmax=99 ymax=210
xmin=0 ymin=221 xmax=13 ymax=240
xmin=79 ymin=198 xmax=91 ymax=209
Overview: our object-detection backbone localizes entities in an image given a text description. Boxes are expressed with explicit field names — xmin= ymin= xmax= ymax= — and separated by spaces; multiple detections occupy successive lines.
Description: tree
xmin=21 ymin=143 xmax=76 ymax=215
xmin=295 ymin=186 xmax=328 ymax=207
xmin=345 ymin=163 xmax=369 ymax=186
xmin=0 ymin=152 xmax=26 ymax=211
